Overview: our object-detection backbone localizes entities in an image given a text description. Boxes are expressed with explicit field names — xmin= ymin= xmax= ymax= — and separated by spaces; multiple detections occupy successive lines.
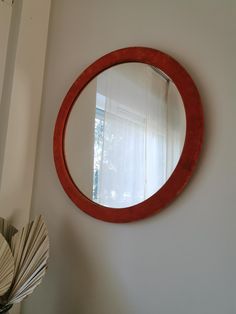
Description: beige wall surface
xmin=22 ymin=0 xmax=236 ymax=314
xmin=0 ymin=1 xmax=51 ymax=311
xmin=0 ymin=1 xmax=11 ymax=104
xmin=0 ymin=0 xmax=51 ymax=227
xmin=0 ymin=1 xmax=12 ymax=181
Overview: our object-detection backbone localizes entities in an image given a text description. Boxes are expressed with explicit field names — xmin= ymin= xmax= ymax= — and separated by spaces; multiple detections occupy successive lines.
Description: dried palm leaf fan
xmin=0 ymin=216 xmax=49 ymax=313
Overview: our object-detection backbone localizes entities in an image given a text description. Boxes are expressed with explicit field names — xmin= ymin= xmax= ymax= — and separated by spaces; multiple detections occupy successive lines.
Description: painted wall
xmin=0 ymin=0 xmax=12 ymax=183
xmin=22 ymin=0 xmax=236 ymax=314
xmin=0 ymin=1 xmax=51 ymax=313
xmin=0 ymin=1 xmax=11 ymax=109
xmin=0 ymin=0 xmax=51 ymax=228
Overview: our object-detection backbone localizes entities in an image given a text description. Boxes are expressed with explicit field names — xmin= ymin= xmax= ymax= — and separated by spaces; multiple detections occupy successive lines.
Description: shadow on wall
xmin=51 ymin=217 xmax=130 ymax=314
xmin=0 ymin=64 xmax=42 ymax=228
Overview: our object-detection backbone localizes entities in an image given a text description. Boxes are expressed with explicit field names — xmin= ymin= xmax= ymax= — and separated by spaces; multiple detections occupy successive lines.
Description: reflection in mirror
xmin=65 ymin=63 xmax=186 ymax=208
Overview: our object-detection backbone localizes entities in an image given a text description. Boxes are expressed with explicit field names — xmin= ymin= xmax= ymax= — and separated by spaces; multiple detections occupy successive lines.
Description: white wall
xmin=0 ymin=0 xmax=13 ymax=181
xmin=22 ymin=0 xmax=236 ymax=313
xmin=0 ymin=1 xmax=51 ymax=312
xmin=0 ymin=1 xmax=11 ymax=106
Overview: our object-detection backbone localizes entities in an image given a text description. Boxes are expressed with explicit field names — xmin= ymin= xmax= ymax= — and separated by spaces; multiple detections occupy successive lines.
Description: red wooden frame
xmin=53 ymin=47 xmax=204 ymax=223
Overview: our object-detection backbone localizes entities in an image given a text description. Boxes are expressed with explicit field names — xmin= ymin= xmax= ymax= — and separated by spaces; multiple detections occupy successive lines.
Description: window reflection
xmin=92 ymin=64 xmax=185 ymax=208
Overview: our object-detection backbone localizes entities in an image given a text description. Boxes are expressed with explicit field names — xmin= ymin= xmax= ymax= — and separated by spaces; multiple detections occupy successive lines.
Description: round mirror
xmin=65 ymin=63 xmax=186 ymax=208
xmin=54 ymin=47 xmax=204 ymax=222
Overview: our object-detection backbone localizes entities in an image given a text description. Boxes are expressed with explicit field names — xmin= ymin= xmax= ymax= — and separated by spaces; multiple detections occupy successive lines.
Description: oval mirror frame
xmin=53 ymin=47 xmax=204 ymax=223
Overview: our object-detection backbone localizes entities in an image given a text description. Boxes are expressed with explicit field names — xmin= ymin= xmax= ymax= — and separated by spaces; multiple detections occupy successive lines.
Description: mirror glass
xmin=65 ymin=63 xmax=186 ymax=208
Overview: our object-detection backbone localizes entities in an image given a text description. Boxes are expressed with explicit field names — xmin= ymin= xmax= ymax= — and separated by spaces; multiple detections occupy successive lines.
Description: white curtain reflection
xmin=93 ymin=63 xmax=185 ymax=208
